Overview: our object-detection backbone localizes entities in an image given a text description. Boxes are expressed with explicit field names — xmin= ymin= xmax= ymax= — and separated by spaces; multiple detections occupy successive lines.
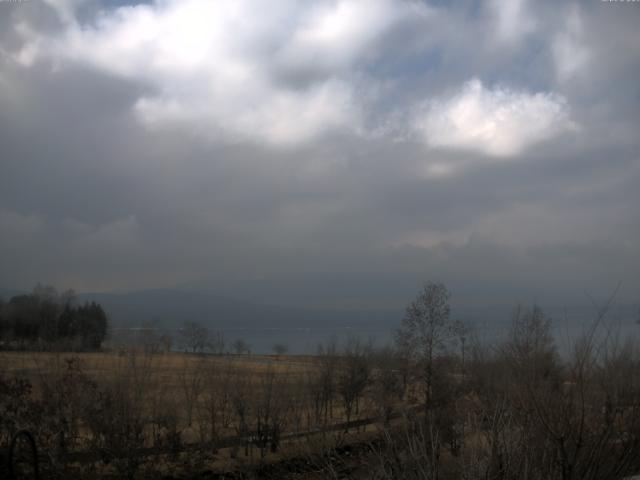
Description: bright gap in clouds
xmin=416 ymin=78 xmax=575 ymax=158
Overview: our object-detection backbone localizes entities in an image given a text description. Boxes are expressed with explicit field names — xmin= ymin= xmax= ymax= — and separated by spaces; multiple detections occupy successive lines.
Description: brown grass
xmin=0 ymin=350 xmax=315 ymax=378
xmin=0 ymin=350 xmax=409 ymax=478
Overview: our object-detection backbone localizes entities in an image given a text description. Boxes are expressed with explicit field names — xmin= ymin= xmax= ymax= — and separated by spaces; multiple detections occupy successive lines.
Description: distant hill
xmin=3 ymin=286 xmax=637 ymax=340
xmin=0 ymin=288 xmax=24 ymax=300
xmin=77 ymin=288 xmax=402 ymax=330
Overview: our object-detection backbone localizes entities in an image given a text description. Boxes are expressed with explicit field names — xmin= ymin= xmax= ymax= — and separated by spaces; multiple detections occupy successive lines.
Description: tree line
xmin=0 ymin=284 xmax=108 ymax=350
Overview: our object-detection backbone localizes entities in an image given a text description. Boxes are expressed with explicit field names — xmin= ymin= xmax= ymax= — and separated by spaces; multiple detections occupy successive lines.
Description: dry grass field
xmin=0 ymin=350 xmax=316 ymax=384
xmin=0 ymin=349 xmax=332 ymax=436
xmin=0 ymin=348 xmax=397 ymax=478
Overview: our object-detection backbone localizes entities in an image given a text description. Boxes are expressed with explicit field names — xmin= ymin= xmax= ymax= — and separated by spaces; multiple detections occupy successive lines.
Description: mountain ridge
xmin=76 ymin=288 xmax=402 ymax=330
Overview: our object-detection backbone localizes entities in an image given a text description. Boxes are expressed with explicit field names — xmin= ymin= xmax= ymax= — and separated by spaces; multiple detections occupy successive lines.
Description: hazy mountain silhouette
xmin=77 ymin=288 xmax=402 ymax=330
xmin=0 ymin=288 xmax=22 ymax=300
xmin=3 ymin=286 xmax=636 ymax=341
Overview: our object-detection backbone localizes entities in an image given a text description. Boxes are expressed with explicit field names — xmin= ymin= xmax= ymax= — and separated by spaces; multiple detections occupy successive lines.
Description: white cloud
xmin=17 ymin=0 xmax=427 ymax=146
xmin=415 ymin=78 xmax=575 ymax=157
xmin=276 ymin=0 xmax=424 ymax=74
xmin=552 ymin=5 xmax=590 ymax=82
xmin=132 ymin=78 xmax=359 ymax=145
xmin=487 ymin=0 xmax=536 ymax=44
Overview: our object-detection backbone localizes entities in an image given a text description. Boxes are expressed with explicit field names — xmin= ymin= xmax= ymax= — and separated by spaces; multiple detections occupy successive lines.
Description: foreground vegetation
xmin=1 ymin=283 xmax=639 ymax=479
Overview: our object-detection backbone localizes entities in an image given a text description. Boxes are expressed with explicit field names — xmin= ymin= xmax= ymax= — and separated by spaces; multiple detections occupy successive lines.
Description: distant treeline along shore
xmin=0 ymin=284 xmax=108 ymax=351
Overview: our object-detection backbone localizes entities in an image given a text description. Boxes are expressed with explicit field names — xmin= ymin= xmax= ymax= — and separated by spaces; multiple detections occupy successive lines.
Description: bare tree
xmin=316 ymin=338 xmax=338 ymax=427
xmin=180 ymin=320 xmax=208 ymax=354
xmin=395 ymin=282 xmax=463 ymax=410
xmin=209 ymin=330 xmax=225 ymax=355
xmin=230 ymin=372 xmax=253 ymax=457
xmin=505 ymin=303 xmax=558 ymax=381
xmin=85 ymin=350 xmax=155 ymax=479
xmin=197 ymin=359 xmax=227 ymax=445
xmin=139 ymin=319 xmax=161 ymax=355
xmin=253 ymin=367 xmax=292 ymax=457
xmin=371 ymin=346 xmax=405 ymax=425
xmin=272 ymin=343 xmax=288 ymax=359
xmin=159 ymin=333 xmax=173 ymax=354
xmin=338 ymin=337 xmax=372 ymax=427
xmin=178 ymin=356 xmax=205 ymax=427
xmin=233 ymin=338 xmax=250 ymax=355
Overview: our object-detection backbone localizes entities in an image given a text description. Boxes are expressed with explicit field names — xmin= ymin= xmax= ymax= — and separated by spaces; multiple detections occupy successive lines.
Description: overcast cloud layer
xmin=0 ymin=0 xmax=638 ymax=309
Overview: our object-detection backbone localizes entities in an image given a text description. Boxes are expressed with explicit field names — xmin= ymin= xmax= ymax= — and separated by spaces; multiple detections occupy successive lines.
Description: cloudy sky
xmin=0 ymin=0 xmax=638 ymax=309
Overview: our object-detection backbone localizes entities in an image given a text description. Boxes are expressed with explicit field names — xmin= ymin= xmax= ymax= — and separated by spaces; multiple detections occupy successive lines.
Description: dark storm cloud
xmin=0 ymin=0 xmax=638 ymax=308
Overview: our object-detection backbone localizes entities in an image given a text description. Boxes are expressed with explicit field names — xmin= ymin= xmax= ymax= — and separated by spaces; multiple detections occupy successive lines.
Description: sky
xmin=0 ymin=0 xmax=638 ymax=310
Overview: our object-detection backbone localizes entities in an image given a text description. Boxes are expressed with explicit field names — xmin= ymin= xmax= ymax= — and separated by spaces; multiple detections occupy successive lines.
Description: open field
xmin=1 ymin=348 xmax=411 ymax=478
xmin=0 ymin=350 xmax=317 ymax=384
